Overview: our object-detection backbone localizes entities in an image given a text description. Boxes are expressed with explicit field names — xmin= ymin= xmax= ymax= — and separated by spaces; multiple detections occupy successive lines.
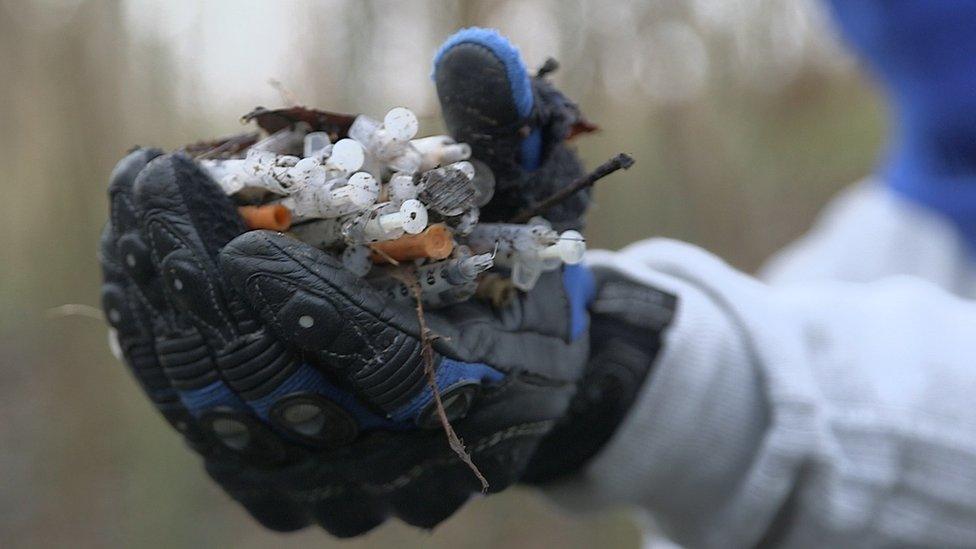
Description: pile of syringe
xmin=199 ymin=106 xmax=585 ymax=308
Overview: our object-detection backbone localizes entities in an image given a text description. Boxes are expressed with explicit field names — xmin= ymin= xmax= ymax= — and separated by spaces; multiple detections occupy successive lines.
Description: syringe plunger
xmin=369 ymin=199 xmax=428 ymax=238
xmin=378 ymin=252 xmax=494 ymax=307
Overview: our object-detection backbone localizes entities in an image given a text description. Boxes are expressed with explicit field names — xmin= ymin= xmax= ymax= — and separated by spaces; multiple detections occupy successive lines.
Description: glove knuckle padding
xmin=157 ymin=247 xmax=241 ymax=344
xmin=155 ymin=331 xmax=218 ymax=390
xmin=101 ymin=239 xmax=172 ymax=402
xmin=239 ymin=271 xmax=428 ymax=411
xmin=221 ymin=231 xmax=431 ymax=412
xmin=216 ymin=330 xmax=297 ymax=400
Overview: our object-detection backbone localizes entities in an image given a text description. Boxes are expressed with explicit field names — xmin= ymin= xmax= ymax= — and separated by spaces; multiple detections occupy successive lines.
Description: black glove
xmin=98 ymin=27 xmax=603 ymax=536
xmin=523 ymin=268 xmax=678 ymax=484
xmin=99 ymin=149 xmax=589 ymax=534
xmin=434 ymin=28 xmax=678 ymax=484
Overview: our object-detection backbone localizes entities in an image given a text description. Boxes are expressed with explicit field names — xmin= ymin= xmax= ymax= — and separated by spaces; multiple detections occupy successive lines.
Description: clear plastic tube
xmin=342 ymin=199 xmax=428 ymax=244
xmin=374 ymin=252 xmax=493 ymax=307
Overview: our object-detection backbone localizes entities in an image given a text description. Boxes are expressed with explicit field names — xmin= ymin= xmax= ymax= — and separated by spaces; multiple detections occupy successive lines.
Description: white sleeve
xmin=548 ymin=238 xmax=976 ymax=548
xmin=761 ymin=181 xmax=976 ymax=297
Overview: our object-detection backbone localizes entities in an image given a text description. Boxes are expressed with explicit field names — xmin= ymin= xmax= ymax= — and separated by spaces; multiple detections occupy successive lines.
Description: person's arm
xmin=547 ymin=238 xmax=976 ymax=548
xmin=760 ymin=182 xmax=976 ymax=296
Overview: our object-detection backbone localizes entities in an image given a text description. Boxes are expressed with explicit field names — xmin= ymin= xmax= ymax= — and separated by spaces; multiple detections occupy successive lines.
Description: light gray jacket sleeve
xmin=762 ymin=182 xmax=976 ymax=297
xmin=547 ymin=238 xmax=976 ymax=548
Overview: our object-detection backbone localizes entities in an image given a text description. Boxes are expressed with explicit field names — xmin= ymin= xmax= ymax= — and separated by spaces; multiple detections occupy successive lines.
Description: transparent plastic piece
xmin=341 ymin=199 xmax=429 ymax=244
xmin=411 ymin=135 xmax=472 ymax=171
xmin=341 ymin=245 xmax=373 ymax=277
xmin=375 ymin=252 xmax=494 ymax=307
xmin=303 ymin=132 xmax=332 ymax=159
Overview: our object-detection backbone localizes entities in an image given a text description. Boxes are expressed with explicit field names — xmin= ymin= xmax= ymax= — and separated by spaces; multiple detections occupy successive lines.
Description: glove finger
xmin=129 ymin=153 xmax=302 ymax=402
xmin=103 ymin=149 xmax=216 ymax=445
xmin=132 ymin=152 xmax=251 ymax=345
xmin=238 ymin=495 xmax=311 ymax=532
xmin=219 ymin=230 xmax=431 ymax=415
xmin=130 ymin=154 xmax=361 ymax=450
xmin=107 ymin=147 xmax=174 ymax=326
xmin=203 ymin=460 xmax=313 ymax=531
xmin=386 ymin=465 xmax=475 ymax=529
xmin=310 ymin=495 xmax=388 ymax=538
xmin=100 ymin=223 xmax=209 ymax=446
xmin=108 ymin=151 xmax=235 ymax=406
xmin=433 ymin=28 xmax=536 ymax=176
xmin=110 ymin=151 xmax=283 ymax=466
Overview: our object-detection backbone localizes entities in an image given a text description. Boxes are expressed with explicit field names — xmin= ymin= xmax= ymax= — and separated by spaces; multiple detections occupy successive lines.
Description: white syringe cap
xmin=292 ymin=157 xmax=327 ymax=188
xmin=399 ymin=199 xmax=428 ymax=234
xmin=388 ymin=172 xmax=419 ymax=204
xmin=543 ymin=230 xmax=586 ymax=264
xmin=344 ymin=172 xmax=380 ymax=207
xmin=329 ymin=138 xmax=365 ymax=173
xmin=384 ymin=107 xmax=419 ymax=142
xmin=446 ymin=143 xmax=473 ymax=163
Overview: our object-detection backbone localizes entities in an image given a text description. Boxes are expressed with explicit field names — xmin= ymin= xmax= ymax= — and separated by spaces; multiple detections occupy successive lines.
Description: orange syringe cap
xmin=238 ymin=204 xmax=293 ymax=232
xmin=370 ymin=223 xmax=454 ymax=263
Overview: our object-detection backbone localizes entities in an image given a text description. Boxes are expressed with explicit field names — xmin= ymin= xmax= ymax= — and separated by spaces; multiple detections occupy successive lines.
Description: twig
xmin=404 ymin=270 xmax=489 ymax=492
xmin=536 ymin=57 xmax=560 ymax=78
xmin=509 ymin=153 xmax=635 ymax=223
xmin=368 ymin=244 xmax=400 ymax=266
xmin=46 ymin=304 xmax=105 ymax=321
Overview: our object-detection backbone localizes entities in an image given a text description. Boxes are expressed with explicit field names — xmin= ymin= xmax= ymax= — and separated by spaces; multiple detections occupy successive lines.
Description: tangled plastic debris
xmin=199 ymin=106 xmax=586 ymax=307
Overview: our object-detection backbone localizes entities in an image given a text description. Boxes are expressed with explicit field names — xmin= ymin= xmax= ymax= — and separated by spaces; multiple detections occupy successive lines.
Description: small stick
xmin=46 ymin=304 xmax=105 ymax=321
xmin=536 ymin=57 xmax=560 ymax=78
xmin=405 ymin=271 xmax=489 ymax=492
xmin=509 ymin=153 xmax=635 ymax=223
xmin=368 ymin=244 xmax=400 ymax=266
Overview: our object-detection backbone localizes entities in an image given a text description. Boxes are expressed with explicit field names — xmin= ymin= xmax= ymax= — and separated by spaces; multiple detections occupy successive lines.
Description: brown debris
xmin=241 ymin=106 xmax=358 ymax=143
xmin=475 ymin=274 xmax=518 ymax=308
xmin=566 ymin=118 xmax=600 ymax=140
xmin=509 ymin=152 xmax=635 ymax=223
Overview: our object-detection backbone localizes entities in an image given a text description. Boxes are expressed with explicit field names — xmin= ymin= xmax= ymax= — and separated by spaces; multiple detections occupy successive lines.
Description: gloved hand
xmin=522 ymin=267 xmax=677 ymax=484
xmin=99 ymin=28 xmax=603 ymax=536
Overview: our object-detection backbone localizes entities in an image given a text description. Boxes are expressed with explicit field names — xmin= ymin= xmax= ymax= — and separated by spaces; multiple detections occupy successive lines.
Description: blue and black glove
xmin=98 ymin=28 xmax=660 ymax=536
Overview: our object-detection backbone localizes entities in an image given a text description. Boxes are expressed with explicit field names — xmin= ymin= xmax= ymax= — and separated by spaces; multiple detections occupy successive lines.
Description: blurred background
xmin=0 ymin=0 xmax=885 ymax=547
